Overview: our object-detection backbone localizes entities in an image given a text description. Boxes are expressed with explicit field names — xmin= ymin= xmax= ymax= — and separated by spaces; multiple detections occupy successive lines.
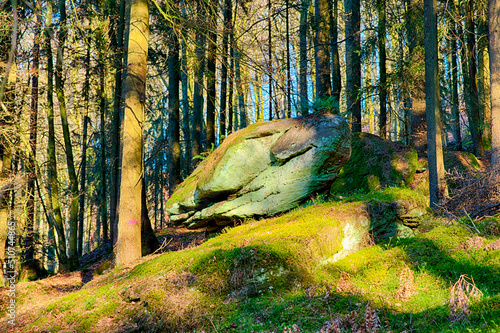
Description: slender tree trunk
xmin=235 ymin=50 xmax=246 ymax=128
xmin=167 ymin=11 xmax=181 ymax=192
xmin=98 ymin=33 xmax=109 ymax=241
xmin=206 ymin=26 xmax=217 ymax=149
xmin=299 ymin=0 xmax=309 ymax=116
xmin=220 ymin=0 xmax=231 ymax=139
xmin=25 ymin=14 xmax=40 ymax=263
xmin=378 ymin=0 xmax=387 ymax=139
xmin=78 ymin=33 xmax=90 ymax=257
xmin=449 ymin=0 xmax=462 ymax=149
xmin=109 ymin=0 xmax=126 ymax=246
xmin=345 ymin=0 xmax=361 ymax=131
xmin=55 ymin=0 xmax=79 ymax=268
xmin=490 ymin=0 xmax=500 ymax=169
xmin=331 ymin=0 xmax=341 ymax=105
xmin=477 ymin=5 xmax=491 ymax=149
xmin=405 ymin=0 xmax=426 ymax=150
xmin=314 ymin=0 xmax=332 ymax=100
xmin=425 ymin=0 xmax=447 ymax=207
xmin=44 ymin=6 xmax=69 ymax=269
xmin=228 ymin=9 xmax=234 ymax=133
xmin=268 ymin=0 xmax=273 ymax=120
xmin=465 ymin=0 xmax=483 ymax=156
xmin=115 ymin=0 xmax=150 ymax=266
xmin=191 ymin=3 xmax=205 ymax=160
xmin=285 ymin=0 xmax=291 ymax=117
xmin=180 ymin=20 xmax=191 ymax=174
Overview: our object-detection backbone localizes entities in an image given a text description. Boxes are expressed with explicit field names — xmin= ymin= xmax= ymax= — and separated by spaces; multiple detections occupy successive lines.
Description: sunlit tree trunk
xmin=115 ymin=0 xmax=150 ymax=266
xmin=345 ymin=0 xmax=361 ymax=131
xmin=477 ymin=3 xmax=491 ymax=149
xmin=268 ymin=0 xmax=273 ymax=120
xmin=425 ymin=0 xmax=447 ymax=208
xmin=206 ymin=26 xmax=217 ymax=149
xmin=25 ymin=12 xmax=40 ymax=264
xmin=490 ymin=0 xmax=500 ymax=169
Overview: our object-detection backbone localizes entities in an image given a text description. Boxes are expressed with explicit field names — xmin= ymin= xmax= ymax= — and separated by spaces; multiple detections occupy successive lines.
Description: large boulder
xmin=166 ymin=113 xmax=351 ymax=230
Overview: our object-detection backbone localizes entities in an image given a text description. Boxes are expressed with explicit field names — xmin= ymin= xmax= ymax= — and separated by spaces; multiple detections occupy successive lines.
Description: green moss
xmin=331 ymin=132 xmax=419 ymax=195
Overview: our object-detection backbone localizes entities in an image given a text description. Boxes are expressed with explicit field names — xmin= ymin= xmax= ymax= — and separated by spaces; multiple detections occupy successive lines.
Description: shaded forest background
xmin=0 ymin=0 xmax=499 ymax=279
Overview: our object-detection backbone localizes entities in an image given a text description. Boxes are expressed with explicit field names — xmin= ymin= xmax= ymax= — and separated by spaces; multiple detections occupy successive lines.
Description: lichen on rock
xmin=166 ymin=113 xmax=351 ymax=230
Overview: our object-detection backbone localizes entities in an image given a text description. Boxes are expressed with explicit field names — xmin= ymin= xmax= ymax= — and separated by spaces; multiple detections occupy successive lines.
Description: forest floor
xmin=1 ymin=150 xmax=500 ymax=332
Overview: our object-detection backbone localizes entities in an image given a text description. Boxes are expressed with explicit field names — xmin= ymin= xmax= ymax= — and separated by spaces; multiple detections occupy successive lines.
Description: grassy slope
xmin=2 ymin=188 xmax=500 ymax=333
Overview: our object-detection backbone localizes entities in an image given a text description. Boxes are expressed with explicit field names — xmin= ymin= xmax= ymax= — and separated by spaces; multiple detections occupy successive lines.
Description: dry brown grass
xmin=449 ymin=274 xmax=483 ymax=324
xmin=396 ymin=264 xmax=416 ymax=302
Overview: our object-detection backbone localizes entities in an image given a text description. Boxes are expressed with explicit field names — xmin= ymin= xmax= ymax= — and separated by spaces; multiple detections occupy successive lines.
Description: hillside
xmin=1 ymin=184 xmax=500 ymax=332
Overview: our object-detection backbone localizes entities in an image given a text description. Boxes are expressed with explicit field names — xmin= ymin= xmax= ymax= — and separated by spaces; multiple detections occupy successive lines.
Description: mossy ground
xmin=2 ymin=187 xmax=500 ymax=332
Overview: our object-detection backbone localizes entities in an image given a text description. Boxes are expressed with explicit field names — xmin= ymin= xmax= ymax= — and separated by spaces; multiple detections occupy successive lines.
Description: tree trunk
xmin=285 ymin=0 xmax=292 ymax=117
xmin=78 ymin=33 xmax=90 ymax=257
xmin=109 ymin=0 xmax=126 ymax=246
xmin=449 ymin=0 xmax=462 ymax=149
xmin=191 ymin=3 xmax=205 ymax=160
xmin=167 ymin=10 xmax=181 ymax=192
xmin=44 ymin=6 xmax=69 ymax=269
xmin=314 ymin=0 xmax=332 ymax=100
xmin=345 ymin=0 xmax=361 ymax=132
xmin=405 ymin=0 xmax=426 ymax=150
xmin=25 ymin=14 xmax=40 ymax=263
xmin=331 ymin=0 xmax=341 ymax=106
xmin=55 ymin=0 xmax=79 ymax=268
xmin=98 ymin=31 xmax=109 ymax=241
xmin=115 ymin=0 xmax=150 ymax=266
xmin=425 ymin=0 xmax=447 ymax=208
xmin=228 ymin=9 xmax=235 ymax=133
xmin=464 ymin=0 xmax=483 ymax=156
xmin=268 ymin=0 xmax=273 ymax=120
xmin=378 ymin=0 xmax=387 ymax=139
xmin=180 ymin=24 xmax=191 ymax=174
xmin=299 ymin=0 xmax=309 ymax=116
xmin=206 ymin=3 xmax=217 ymax=149
xmin=141 ymin=178 xmax=159 ymax=255
xmin=235 ymin=50 xmax=247 ymax=128
xmin=490 ymin=0 xmax=500 ymax=169
xmin=477 ymin=4 xmax=490 ymax=149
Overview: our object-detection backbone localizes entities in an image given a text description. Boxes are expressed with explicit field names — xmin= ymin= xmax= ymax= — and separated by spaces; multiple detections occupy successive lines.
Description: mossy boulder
xmin=330 ymin=133 xmax=419 ymax=195
xmin=166 ymin=113 xmax=351 ymax=230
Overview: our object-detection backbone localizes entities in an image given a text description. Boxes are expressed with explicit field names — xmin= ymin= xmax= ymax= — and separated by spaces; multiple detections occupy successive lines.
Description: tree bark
xmin=314 ymin=0 xmax=332 ymax=99
xmin=449 ymin=0 xmax=462 ymax=149
xmin=191 ymin=2 xmax=205 ymax=160
xmin=465 ymin=0 xmax=483 ymax=156
xmin=55 ymin=0 xmax=79 ymax=268
xmin=115 ymin=0 xmax=150 ymax=266
xmin=167 ymin=7 xmax=181 ymax=192
xmin=25 ymin=13 xmax=40 ymax=263
xmin=109 ymin=0 xmax=126 ymax=246
xmin=490 ymin=0 xmax=500 ymax=169
xmin=377 ymin=0 xmax=387 ymax=139
xmin=345 ymin=0 xmax=361 ymax=132
xmin=331 ymin=0 xmax=341 ymax=106
xmin=425 ymin=0 xmax=447 ymax=208
xmin=299 ymin=0 xmax=309 ymax=116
